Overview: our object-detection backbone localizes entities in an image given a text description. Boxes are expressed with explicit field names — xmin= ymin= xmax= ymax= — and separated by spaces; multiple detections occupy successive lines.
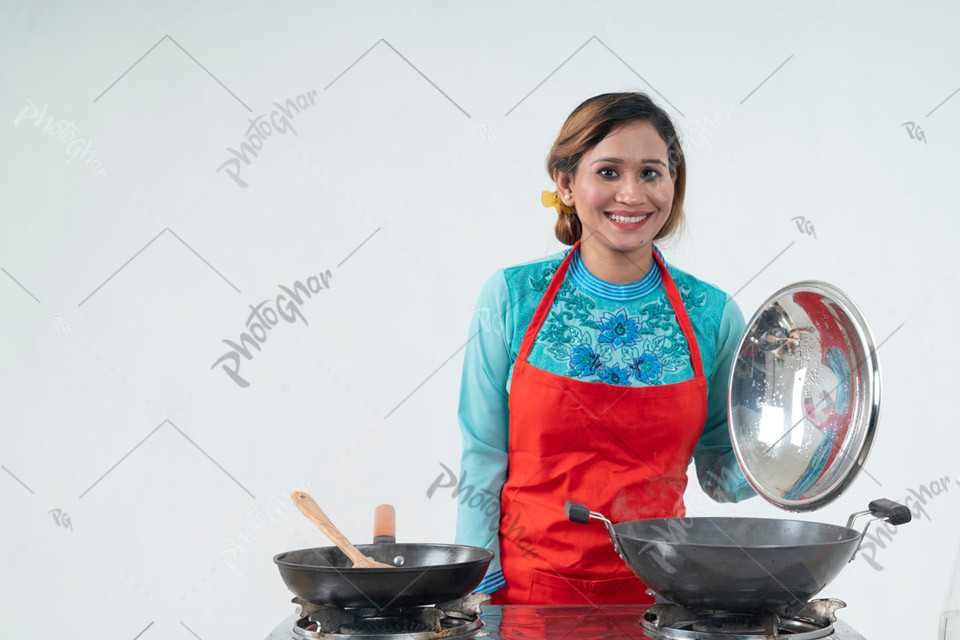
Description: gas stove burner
xmin=289 ymin=594 xmax=488 ymax=640
xmin=291 ymin=614 xmax=481 ymax=640
xmin=338 ymin=618 xmax=433 ymax=634
xmin=641 ymin=596 xmax=846 ymax=640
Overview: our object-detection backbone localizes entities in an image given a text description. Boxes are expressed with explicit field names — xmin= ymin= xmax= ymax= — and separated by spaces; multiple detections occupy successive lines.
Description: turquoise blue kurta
xmin=455 ymin=244 xmax=756 ymax=593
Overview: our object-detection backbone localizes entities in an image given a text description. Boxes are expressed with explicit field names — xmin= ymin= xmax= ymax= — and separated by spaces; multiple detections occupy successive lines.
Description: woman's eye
xmin=597 ymin=167 xmax=661 ymax=179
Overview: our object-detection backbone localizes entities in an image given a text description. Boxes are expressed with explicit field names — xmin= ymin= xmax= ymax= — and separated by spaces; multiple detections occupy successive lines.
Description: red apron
xmin=491 ymin=239 xmax=708 ymax=605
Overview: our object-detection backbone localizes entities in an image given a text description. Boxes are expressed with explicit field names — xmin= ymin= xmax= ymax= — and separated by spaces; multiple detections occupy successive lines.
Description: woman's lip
xmin=606 ymin=210 xmax=654 ymax=216
xmin=604 ymin=211 xmax=653 ymax=229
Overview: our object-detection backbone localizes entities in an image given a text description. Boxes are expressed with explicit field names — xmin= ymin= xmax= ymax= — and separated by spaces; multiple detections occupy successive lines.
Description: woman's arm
xmin=692 ymin=295 xmax=758 ymax=503
xmin=454 ymin=270 xmax=513 ymax=593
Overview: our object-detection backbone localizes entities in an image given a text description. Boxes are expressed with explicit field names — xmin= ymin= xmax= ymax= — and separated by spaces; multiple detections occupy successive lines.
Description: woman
xmin=454 ymin=92 xmax=757 ymax=606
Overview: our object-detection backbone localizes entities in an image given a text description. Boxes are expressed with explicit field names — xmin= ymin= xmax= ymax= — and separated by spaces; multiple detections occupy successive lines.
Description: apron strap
xmin=516 ymin=239 xmax=581 ymax=363
xmin=652 ymin=248 xmax=705 ymax=378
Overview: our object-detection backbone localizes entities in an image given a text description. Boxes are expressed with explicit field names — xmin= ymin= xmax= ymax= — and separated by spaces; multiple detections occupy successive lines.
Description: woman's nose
xmin=617 ymin=179 xmax=645 ymax=204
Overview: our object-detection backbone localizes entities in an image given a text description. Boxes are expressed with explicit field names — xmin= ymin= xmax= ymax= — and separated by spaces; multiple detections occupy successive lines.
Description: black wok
xmin=565 ymin=498 xmax=910 ymax=612
xmin=274 ymin=504 xmax=493 ymax=610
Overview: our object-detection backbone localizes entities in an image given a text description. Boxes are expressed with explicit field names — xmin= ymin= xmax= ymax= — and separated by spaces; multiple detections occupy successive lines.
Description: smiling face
xmin=556 ymin=120 xmax=677 ymax=261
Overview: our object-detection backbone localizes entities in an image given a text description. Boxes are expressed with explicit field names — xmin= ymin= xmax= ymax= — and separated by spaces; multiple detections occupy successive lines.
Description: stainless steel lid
xmin=727 ymin=281 xmax=881 ymax=512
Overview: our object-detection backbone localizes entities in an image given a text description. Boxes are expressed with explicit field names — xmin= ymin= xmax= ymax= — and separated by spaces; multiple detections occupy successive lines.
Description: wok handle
xmin=564 ymin=500 xmax=592 ymax=524
xmin=847 ymin=498 xmax=912 ymax=563
xmin=563 ymin=499 xmax=624 ymax=560
xmin=869 ymin=499 xmax=912 ymax=525
xmin=374 ymin=504 xmax=396 ymax=543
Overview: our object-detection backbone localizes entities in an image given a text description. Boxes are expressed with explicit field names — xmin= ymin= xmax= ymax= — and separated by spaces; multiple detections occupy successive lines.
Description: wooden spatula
xmin=290 ymin=491 xmax=393 ymax=569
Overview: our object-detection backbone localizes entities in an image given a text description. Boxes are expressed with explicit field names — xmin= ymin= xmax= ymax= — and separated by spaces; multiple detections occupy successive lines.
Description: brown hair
xmin=546 ymin=92 xmax=687 ymax=245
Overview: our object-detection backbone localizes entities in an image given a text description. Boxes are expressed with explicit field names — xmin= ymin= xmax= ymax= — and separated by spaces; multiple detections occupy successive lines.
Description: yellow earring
xmin=541 ymin=190 xmax=577 ymax=215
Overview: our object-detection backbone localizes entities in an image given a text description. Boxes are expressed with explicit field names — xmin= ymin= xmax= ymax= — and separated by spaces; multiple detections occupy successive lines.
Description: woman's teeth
xmin=607 ymin=212 xmax=651 ymax=223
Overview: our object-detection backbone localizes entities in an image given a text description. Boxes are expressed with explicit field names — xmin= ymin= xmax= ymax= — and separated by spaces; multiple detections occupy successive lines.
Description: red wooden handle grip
xmin=374 ymin=504 xmax=396 ymax=539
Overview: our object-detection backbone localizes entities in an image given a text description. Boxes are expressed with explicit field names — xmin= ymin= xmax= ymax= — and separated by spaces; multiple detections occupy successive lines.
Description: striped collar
xmin=568 ymin=244 xmax=664 ymax=301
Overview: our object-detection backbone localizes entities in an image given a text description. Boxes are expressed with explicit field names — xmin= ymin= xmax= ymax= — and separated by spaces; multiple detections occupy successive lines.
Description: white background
xmin=1 ymin=1 xmax=958 ymax=639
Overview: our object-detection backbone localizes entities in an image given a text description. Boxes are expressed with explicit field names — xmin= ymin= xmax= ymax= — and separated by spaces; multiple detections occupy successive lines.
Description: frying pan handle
xmin=373 ymin=504 xmax=396 ymax=543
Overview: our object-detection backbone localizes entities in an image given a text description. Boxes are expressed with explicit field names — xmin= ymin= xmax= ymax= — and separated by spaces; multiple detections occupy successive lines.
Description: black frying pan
xmin=275 ymin=542 xmax=493 ymax=609
xmin=274 ymin=502 xmax=493 ymax=609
